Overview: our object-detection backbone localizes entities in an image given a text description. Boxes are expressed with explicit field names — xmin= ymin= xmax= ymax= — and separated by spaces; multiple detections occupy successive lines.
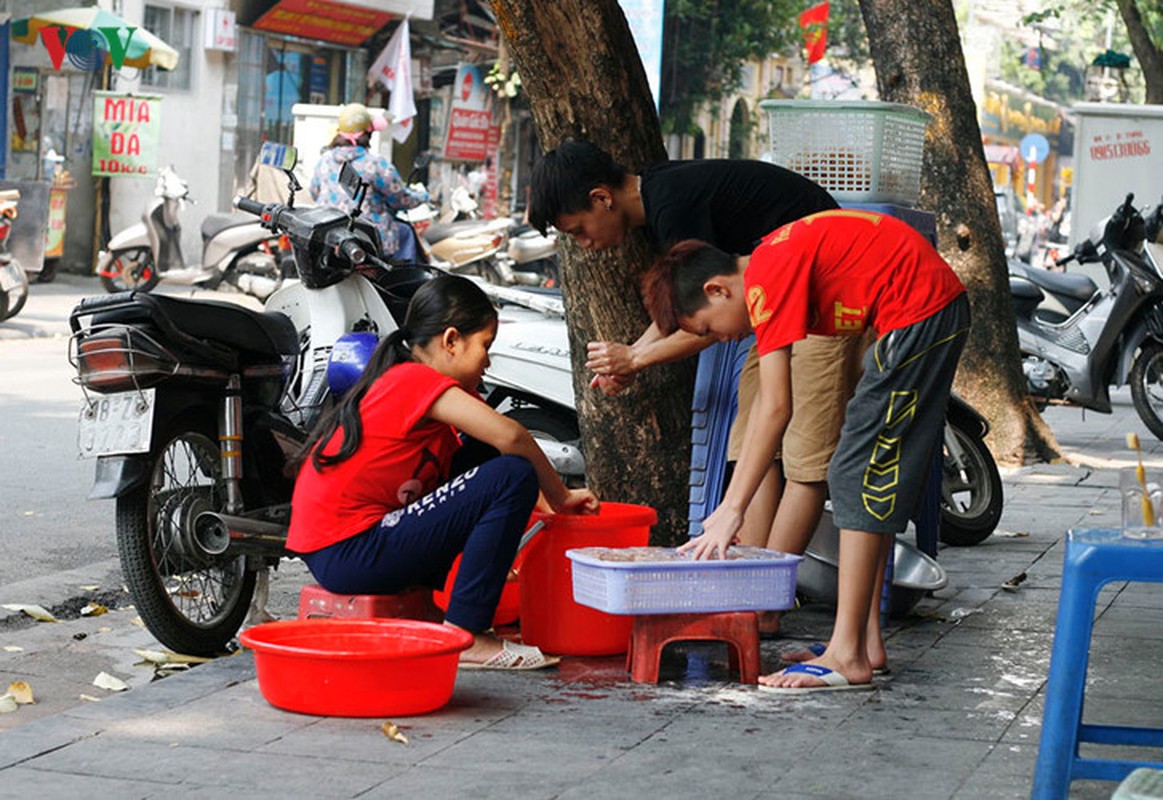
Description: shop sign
xmin=13 ymin=68 xmax=39 ymax=94
xmin=203 ymin=8 xmax=237 ymax=51
xmin=443 ymin=64 xmax=493 ymax=162
xmin=253 ymin=0 xmax=394 ymax=47
xmin=980 ymin=86 xmax=1062 ymax=149
xmin=45 ymin=187 xmax=68 ymax=258
xmin=92 ymin=92 xmax=161 ymax=178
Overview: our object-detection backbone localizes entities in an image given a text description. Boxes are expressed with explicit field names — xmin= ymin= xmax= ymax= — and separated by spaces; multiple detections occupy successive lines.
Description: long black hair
xmin=300 ymin=275 xmax=498 ymax=471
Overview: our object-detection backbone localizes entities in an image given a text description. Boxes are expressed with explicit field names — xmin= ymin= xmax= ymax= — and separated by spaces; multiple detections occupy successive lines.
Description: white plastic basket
xmin=566 ymin=546 xmax=802 ymax=615
xmin=760 ymin=100 xmax=931 ymax=206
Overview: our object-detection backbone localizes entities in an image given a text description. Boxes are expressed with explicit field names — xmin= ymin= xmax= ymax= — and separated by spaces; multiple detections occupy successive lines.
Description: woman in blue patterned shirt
xmin=309 ymin=104 xmax=430 ymax=260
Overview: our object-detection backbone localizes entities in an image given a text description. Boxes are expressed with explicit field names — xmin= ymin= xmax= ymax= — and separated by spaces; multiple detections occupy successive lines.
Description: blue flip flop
xmin=758 ymin=663 xmax=875 ymax=695
xmin=780 ymin=642 xmax=890 ymax=676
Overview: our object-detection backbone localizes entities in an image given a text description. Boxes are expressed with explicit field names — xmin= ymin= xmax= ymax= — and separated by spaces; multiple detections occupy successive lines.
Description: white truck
xmin=1069 ymin=102 xmax=1163 ymax=247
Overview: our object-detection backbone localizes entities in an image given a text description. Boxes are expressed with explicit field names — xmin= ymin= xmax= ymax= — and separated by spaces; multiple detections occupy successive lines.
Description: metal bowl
xmin=795 ymin=511 xmax=947 ymax=617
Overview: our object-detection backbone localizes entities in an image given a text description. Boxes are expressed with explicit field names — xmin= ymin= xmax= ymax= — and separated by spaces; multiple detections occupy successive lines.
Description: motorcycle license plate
xmin=77 ymin=389 xmax=156 ymax=458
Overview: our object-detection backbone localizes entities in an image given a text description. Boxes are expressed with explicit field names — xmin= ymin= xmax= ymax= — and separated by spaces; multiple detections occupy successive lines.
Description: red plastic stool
xmin=625 ymin=611 xmax=761 ymax=684
xmin=297 ymin=583 xmax=442 ymax=622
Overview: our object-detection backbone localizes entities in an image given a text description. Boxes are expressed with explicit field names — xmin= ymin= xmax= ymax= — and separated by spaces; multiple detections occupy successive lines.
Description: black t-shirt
xmin=640 ymin=160 xmax=838 ymax=255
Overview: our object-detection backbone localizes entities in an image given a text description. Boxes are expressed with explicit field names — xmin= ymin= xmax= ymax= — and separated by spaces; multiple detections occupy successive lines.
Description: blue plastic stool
xmin=1032 ymin=529 xmax=1163 ymax=799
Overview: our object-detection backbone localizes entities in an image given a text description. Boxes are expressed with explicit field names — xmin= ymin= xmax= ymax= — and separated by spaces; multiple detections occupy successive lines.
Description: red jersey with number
xmin=287 ymin=362 xmax=461 ymax=553
xmin=745 ymin=210 xmax=965 ymax=355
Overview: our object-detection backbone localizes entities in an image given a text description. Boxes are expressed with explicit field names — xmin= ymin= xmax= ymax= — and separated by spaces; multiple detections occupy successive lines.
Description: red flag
xmin=799 ymin=1 xmax=830 ymax=65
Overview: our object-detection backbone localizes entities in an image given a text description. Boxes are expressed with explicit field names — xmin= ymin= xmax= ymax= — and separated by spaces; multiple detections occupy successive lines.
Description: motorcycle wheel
xmin=116 ymin=420 xmax=255 ymax=655
xmin=939 ymin=421 xmax=1003 ymax=546
xmin=36 ymin=259 xmax=58 ymax=283
xmin=1130 ymin=340 xmax=1163 ymax=442
xmin=0 ymin=262 xmax=28 ymax=321
xmin=101 ymin=247 xmax=160 ymax=293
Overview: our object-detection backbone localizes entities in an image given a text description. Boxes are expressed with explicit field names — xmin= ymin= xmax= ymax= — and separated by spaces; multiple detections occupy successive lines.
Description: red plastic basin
xmin=240 ymin=619 xmax=472 ymax=717
xmin=519 ymin=502 xmax=656 ymax=656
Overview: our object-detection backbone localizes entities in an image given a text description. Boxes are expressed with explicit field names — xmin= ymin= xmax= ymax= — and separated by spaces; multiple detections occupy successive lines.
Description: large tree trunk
xmin=490 ymin=0 xmax=694 ymax=543
xmin=1117 ymin=0 xmax=1163 ymax=105
xmin=858 ymin=0 xmax=1058 ymax=465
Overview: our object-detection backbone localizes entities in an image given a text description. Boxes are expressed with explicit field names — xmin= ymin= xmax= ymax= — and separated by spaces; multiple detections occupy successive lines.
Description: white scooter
xmin=0 ymin=188 xmax=29 ymax=321
xmin=96 ymin=166 xmax=287 ymax=300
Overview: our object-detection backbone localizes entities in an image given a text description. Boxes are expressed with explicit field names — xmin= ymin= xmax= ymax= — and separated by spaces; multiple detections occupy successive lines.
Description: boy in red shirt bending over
xmin=642 ymin=210 xmax=969 ymax=692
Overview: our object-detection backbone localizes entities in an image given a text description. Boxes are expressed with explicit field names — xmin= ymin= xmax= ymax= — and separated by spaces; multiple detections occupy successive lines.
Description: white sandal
xmin=459 ymin=640 xmax=561 ymax=671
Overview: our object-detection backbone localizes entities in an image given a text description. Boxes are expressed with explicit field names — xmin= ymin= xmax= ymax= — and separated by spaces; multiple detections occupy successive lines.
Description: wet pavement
xmin=2 ymin=368 xmax=1163 ymax=796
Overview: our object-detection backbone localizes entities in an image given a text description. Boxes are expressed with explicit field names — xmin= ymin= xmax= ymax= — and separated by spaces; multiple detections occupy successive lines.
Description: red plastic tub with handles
xmin=518 ymin=502 xmax=656 ymax=656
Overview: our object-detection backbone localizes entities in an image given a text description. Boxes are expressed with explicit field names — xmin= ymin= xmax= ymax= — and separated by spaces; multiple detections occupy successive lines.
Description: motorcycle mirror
xmin=258 ymin=141 xmax=297 ymax=172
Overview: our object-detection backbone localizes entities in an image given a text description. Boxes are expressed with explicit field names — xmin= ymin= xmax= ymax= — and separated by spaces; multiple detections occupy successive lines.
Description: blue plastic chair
xmin=1032 ymin=529 xmax=1163 ymax=799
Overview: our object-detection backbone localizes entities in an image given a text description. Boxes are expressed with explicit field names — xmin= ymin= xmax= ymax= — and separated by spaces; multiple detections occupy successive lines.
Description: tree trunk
xmin=1117 ymin=0 xmax=1163 ymax=105
xmin=858 ymin=0 xmax=1059 ymax=465
xmin=490 ymin=0 xmax=695 ymax=543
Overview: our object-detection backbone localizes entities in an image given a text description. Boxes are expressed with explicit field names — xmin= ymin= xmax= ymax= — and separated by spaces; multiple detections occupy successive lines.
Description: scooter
xmin=1009 ymin=193 xmax=1163 ymax=440
xmin=96 ymin=166 xmax=286 ymax=300
xmin=0 ymin=189 xmax=29 ymax=321
xmin=494 ymin=223 xmax=560 ymax=287
xmin=69 ymin=143 xmax=440 ymax=656
xmin=478 ymin=286 xmax=1003 ymax=547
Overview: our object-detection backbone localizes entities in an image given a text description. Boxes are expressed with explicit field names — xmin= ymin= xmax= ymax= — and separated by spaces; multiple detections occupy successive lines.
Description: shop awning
xmin=246 ymin=0 xmax=433 ymax=46
xmin=983 ymin=144 xmax=1019 ymax=166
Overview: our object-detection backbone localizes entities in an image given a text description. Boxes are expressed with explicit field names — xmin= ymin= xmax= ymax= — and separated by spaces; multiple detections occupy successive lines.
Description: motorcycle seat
xmin=201 ymin=213 xmax=264 ymax=243
xmin=78 ymin=292 xmax=299 ymax=365
xmin=508 ymin=234 xmax=556 ymax=262
xmin=1016 ymin=263 xmax=1097 ymax=303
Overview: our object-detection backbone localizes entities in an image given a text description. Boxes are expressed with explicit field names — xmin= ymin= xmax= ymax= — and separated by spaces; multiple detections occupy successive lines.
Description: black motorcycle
xmin=69 ymin=146 xmax=438 ymax=655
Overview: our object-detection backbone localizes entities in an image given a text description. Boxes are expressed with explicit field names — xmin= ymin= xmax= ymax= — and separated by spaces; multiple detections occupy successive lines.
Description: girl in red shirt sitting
xmin=288 ymin=275 xmax=599 ymax=670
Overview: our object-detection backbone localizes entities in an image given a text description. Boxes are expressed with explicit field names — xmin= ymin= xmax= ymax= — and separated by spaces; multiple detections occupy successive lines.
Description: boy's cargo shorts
xmin=728 ymin=334 xmax=866 ymax=482
xmin=828 ymin=294 xmax=971 ymax=534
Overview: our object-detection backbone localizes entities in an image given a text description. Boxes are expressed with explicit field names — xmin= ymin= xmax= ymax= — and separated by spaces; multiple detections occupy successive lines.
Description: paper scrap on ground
xmin=93 ymin=672 xmax=129 ymax=692
xmin=1 ymin=603 xmax=58 ymax=622
xmin=3 ymin=645 xmax=24 ymax=652
xmin=7 ymin=681 xmax=34 ymax=704
xmin=81 ymin=603 xmax=108 ymax=617
xmin=132 ymin=648 xmax=212 ymax=665
xmin=0 ymin=695 xmax=17 ymax=713
xmin=381 ymin=721 xmax=409 ymax=744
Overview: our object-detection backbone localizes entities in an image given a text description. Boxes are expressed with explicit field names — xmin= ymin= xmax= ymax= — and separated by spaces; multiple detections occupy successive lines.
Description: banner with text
xmin=92 ymin=92 xmax=161 ymax=177
xmin=443 ymin=64 xmax=494 ymax=162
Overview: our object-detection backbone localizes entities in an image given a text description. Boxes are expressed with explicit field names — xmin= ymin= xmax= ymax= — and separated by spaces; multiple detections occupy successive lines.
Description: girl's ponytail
xmin=297 ymin=327 xmax=410 ymax=470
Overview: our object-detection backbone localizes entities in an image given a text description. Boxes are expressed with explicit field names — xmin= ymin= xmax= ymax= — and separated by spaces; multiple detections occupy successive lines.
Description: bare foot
xmin=782 ymin=641 xmax=887 ymax=673
xmin=758 ymin=655 xmax=873 ymax=690
xmin=447 ymin=623 xmax=503 ymax=665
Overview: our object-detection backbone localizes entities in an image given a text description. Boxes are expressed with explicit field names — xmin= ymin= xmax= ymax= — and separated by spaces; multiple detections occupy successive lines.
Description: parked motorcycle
xmin=69 ymin=143 xmax=440 ymax=655
xmin=96 ymin=166 xmax=287 ymax=300
xmin=0 ymin=188 xmax=29 ymax=321
xmin=480 ymin=288 xmax=1002 ymax=546
xmin=494 ymin=223 xmax=560 ymax=287
xmin=1009 ymin=193 xmax=1163 ymax=440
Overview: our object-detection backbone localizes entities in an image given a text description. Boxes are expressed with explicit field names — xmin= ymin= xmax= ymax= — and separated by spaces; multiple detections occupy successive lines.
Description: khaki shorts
xmin=727 ymin=334 xmax=866 ymax=482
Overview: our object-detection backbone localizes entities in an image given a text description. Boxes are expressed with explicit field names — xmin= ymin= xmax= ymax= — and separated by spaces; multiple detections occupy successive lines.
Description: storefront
xmin=979 ymin=80 xmax=1072 ymax=210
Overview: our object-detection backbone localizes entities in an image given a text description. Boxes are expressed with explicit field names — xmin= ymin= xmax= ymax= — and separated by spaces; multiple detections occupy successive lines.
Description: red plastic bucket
xmin=432 ymin=550 xmax=523 ymax=627
xmin=241 ymin=619 xmax=472 ymax=717
xmin=519 ymin=502 xmax=656 ymax=656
